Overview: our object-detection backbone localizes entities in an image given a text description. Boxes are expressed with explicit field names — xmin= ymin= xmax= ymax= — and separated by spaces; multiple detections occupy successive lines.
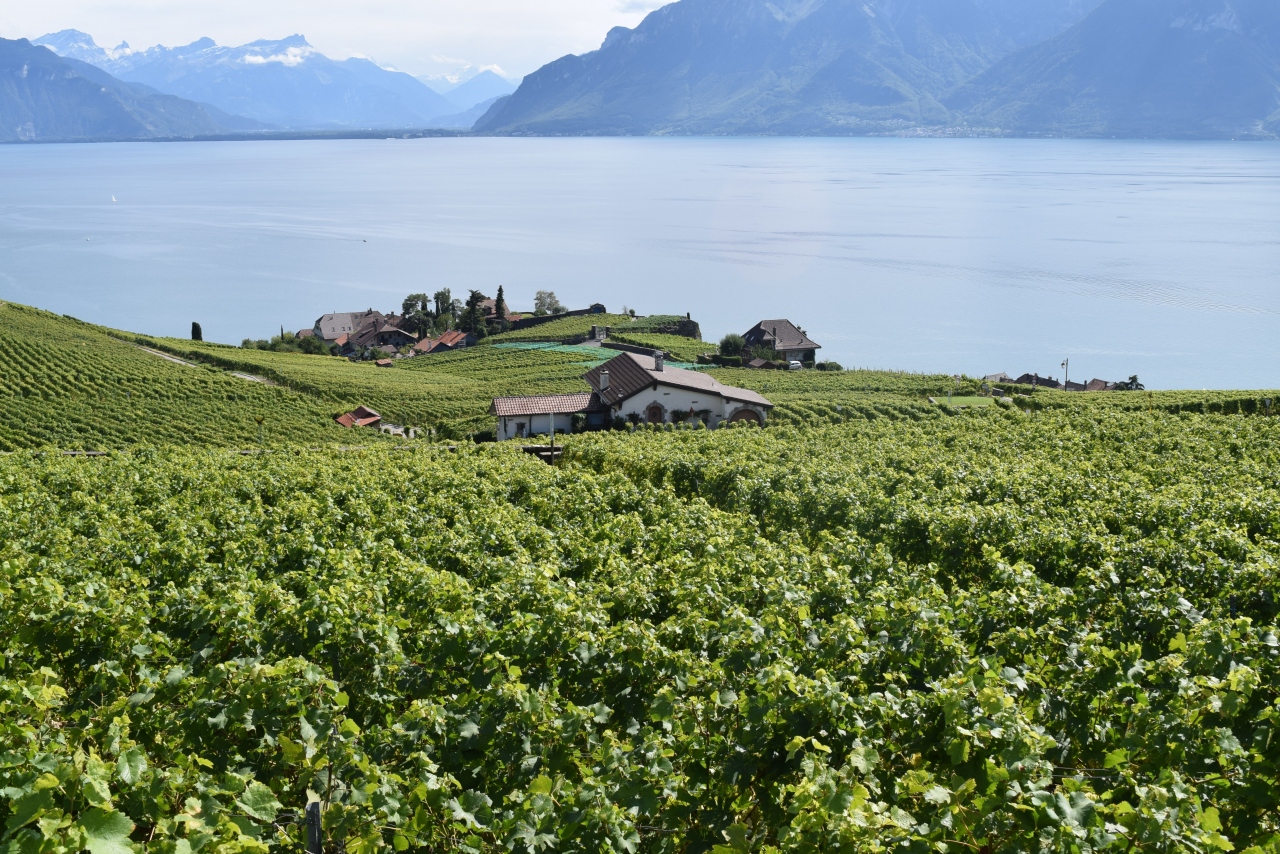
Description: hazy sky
xmin=0 ymin=0 xmax=668 ymax=80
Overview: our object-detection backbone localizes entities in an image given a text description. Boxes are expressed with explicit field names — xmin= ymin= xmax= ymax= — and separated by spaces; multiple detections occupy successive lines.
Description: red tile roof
xmin=335 ymin=406 xmax=382 ymax=428
xmin=413 ymin=329 xmax=471 ymax=354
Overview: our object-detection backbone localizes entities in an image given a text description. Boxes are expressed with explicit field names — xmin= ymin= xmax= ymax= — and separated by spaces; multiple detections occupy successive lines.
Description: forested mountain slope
xmin=948 ymin=0 xmax=1280 ymax=137
xmin=476 ymin=0 xmax=1103 ymax=135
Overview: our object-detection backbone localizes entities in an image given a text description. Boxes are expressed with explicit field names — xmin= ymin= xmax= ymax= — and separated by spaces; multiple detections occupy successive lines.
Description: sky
xmin=0 ymin=0 xmax=669 ymax=81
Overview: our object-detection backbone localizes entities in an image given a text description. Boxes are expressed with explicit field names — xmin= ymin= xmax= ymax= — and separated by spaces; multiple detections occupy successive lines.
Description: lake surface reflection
xmin=1 ymin=137 xmax=1276 ymax=388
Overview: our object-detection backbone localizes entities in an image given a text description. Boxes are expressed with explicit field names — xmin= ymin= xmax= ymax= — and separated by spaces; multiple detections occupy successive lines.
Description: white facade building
xmin=491 ymin=352 xmax=772 ymax=440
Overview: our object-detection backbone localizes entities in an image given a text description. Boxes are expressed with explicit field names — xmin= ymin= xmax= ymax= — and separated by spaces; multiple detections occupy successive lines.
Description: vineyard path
xmin=134 ymin=344 xmax=277 ymax=386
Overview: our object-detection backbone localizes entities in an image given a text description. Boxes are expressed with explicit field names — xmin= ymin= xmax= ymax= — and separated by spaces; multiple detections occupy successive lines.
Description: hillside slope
xmin=0 ymin=303 xmax=357 ymax=449
xmin=947 ymin=0 xmax=1280 ymax=137
xmin=475 ymin=0 xmax=1102 ymax=135
xmin=0 ymin=38 xmax=257 ymax=141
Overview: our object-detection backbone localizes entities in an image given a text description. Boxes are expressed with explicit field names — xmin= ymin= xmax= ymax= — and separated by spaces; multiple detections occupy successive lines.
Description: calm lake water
xmin=1 ymin=137 xmax=1276 ymax=389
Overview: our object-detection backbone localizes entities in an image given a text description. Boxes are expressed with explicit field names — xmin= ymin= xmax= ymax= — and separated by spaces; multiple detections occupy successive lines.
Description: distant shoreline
xmin=3 ymin=130 xmax=1275 ymax=146
xmin=0 ymin=128 xmax=473 ymax=145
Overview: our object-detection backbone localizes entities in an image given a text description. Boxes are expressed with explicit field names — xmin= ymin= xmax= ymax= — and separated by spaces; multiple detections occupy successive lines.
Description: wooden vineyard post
xmin=305 ymin=802 xmax=322 ymax=854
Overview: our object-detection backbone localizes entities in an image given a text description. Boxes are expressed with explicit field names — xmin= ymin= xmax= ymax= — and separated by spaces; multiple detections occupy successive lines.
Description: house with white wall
xmin=742 ymin=319 xmax=820 ymax=364
xmin=491 ymin=392 xmax=610 ymax=442
xmin=491 ymin=352 xmax=772 ymax=440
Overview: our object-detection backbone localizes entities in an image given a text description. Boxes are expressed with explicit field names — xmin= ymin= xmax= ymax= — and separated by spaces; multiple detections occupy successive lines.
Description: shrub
xmin=719 ymin=333 xmax=745 ymax=357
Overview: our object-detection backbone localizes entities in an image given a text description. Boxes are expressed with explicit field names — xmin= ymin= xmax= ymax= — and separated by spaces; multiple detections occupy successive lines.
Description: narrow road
xmin=133 ymin=344 xmax=276 ymax=385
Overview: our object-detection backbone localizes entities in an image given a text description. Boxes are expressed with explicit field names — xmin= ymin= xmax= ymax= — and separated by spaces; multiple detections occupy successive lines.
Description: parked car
xmin=788 ymin=360 xmax=803 ymax=371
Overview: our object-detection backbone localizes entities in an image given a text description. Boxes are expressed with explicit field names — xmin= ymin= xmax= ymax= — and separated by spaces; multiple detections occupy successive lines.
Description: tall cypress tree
xmin=493 ymin=286 xmax=508 ymax=332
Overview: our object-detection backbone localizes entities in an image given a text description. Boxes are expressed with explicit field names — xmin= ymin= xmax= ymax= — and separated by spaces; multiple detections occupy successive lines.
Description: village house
xmin=490 ymin=393 xmax=609 ymax=441
xmin=1013 ymin=373 xmax=1062 ymax=389
xmin=334 ymin=406 xmax=382 ymax=428
xmin=412 ymin=329 xmax=474 ymax=355
xmin=998 ymin=372 xmax=1118 ymax=391
xmin=333 ymin=317 xmax=417 ymax=357
xmin=479 ymin=299 xmax=523 ymax=325
xmin=491 ymin=352 xmax=772 ymax=441
xmin=742 ymin=319 xmax=821 ymax=364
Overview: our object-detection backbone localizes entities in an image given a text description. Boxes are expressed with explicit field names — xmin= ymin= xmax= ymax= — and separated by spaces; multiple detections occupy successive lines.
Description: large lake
xmin=1 ymin=138 xmax=1276 ymax=389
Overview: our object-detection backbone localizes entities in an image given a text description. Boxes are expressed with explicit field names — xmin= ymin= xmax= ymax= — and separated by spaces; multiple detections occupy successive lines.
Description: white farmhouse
xmin=491 ymin=352 xmax=772 ymax=441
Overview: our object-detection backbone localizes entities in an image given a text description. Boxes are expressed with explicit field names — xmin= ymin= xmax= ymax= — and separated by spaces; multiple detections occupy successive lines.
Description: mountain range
xmin=477 ymin=0 xmax=1280 ymax=138
xmin=11 ymin=0 xmax=1279 ymax=142
xmin=1 ymin=37 xmax=265 ymax=142
xmin=31 ymin=31 xmax=513 ymax=132
xmin=948 ymin=0 xmax=1280 ymax=137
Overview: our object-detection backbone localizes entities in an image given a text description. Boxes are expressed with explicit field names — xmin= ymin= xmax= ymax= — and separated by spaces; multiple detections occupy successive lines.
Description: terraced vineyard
xmin=3 ymin=410 xmax=1277 ymax=854
xmin=136 ymin=337 xmax=617 ymax=437
xmin=0 ymin=304 xmax=362 ymax=450
xmin=606 ymin=332 xmax=713 ymax=362
xmin=489 ymin=313 xmax=688 ymax=343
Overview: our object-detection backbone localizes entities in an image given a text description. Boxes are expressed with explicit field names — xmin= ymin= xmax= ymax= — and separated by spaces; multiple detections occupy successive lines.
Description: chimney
xmin=599 ymin=369 xmax=610 ymax=391
xmin=654 ymin=353 xmax=664 ymax=372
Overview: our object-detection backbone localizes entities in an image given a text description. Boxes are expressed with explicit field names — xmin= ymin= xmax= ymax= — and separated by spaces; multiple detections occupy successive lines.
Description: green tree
xmin=459 ymin=290 xmax=490 ymax=334
xmin=533 ymin=290 xmax=565 ymax=316
xmin=433 ymin=288 xmax=454 ymax=322
xmin=492 ymin=286 xmax=509 ymax=333
xmin=401 ymin=293 xmax=434 ymax=336
xmin=191 ymin=322 xmax=203 ymax=342
xmin=719 ymin=333 xmax=745 ymax=357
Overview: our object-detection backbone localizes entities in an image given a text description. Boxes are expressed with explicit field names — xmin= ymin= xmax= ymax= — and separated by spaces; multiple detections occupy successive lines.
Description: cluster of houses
xmin=301 ymin=308 xmax=483 ymax=359
xmin=984 ymin=372 xmax=1117 ymax=392
xmin=301 ymin=300 xmax=613 ymax=360
xmin=491 ymin=351 xmax=773 ymax=440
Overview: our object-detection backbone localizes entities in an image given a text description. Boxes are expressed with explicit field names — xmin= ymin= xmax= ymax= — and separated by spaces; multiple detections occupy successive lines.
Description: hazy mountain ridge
xmin=947 ymin=0 xmax=1280 ymax=138
xmin=1 ymin=37 xmax=266 ymax=142
xmin=34 ymin=31 xmax=467 ymax=130
xmin=478 ymin=0 xmax=1279 ymax=137
xmin=442 ymin=71 xmax=519 ymax=109
xmin=476 ymin=0 xmax=1106 ymax=135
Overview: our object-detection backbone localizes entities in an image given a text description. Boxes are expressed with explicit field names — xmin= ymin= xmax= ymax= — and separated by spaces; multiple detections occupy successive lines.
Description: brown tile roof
xmin=335 ymin=405 xmax=382 ymax=428
xmin=413 ymin=329 xmax=471 ymax=354
xmin=1013 ymin=373 xmax=1061 ymax=389
xmin=744 ymin=320 xmax=820 ymax=352
xmin=582 ymin=352 xmax=771 ymax=408
xmin=490 ymin=393 xmax=607 ymax=417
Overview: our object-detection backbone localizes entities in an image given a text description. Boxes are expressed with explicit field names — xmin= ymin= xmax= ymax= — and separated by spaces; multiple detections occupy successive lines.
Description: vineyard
xmin=489 ymin=314 xmax=690 ymax=344
xmin=606 ymin=333 xmax=713 ymax=363
xmin=133 ymin=337 xmax=619 ymax=437
xmin=2 ymin=407 xmax=1278 ymax=854
xmin=0 ymin=303 xmax=365 ymax=451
